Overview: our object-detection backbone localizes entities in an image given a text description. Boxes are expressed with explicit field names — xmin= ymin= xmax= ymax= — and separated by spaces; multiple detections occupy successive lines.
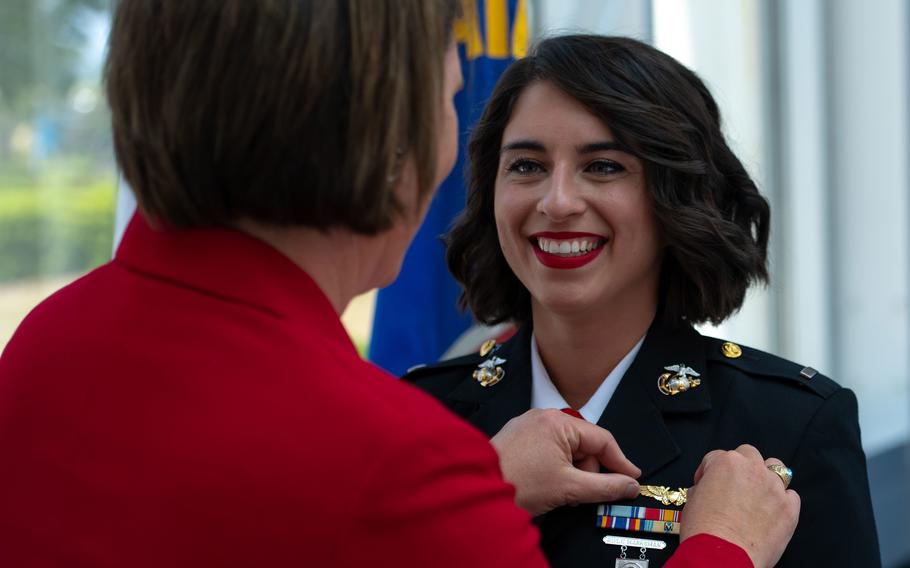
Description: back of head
xmin=106 ymin=0 xmax=458 ymax=234
xmin=450 ymin=34 xmax=770 ymax=326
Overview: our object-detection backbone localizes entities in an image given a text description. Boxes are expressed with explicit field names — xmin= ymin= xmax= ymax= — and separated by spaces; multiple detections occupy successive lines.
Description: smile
xmin=535 ymin=237 xmax=601 ymax=256
xmin=529 ymin=232 xmax=606 ymax=269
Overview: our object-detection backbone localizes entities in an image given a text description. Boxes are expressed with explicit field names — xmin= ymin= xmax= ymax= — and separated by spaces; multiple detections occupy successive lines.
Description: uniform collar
xmin=114 ymin=213 xmax=355 ymax=353
xmin=443 ymin=325 xmax=535 ymax=436
xmin=442 ymin=319 xmax=711 ymax=479
xmin=530 ymin=332 xmax=645 ymax=422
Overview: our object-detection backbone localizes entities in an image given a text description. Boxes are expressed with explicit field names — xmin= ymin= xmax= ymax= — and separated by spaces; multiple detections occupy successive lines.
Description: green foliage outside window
xmin=0 ymin=160 xmax=114 ymax=283
xmin=0 ymin=0 xmax=115 ymax=285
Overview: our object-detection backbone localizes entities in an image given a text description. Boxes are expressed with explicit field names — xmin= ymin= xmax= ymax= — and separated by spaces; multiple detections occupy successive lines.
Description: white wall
xmin=825 ymin=0 xmax=910 ymax=454
xmin=532 ymin=0 xmax=650 ymax=39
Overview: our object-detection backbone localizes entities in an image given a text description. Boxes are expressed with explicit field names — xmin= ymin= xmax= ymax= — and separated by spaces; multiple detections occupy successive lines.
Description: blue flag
xmin=369 ymin=0 xmax=528 ymax=376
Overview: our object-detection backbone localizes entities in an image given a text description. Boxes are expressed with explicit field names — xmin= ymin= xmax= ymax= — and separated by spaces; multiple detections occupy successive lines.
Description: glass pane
xmin=0 ymin=0 xmax=115 ymax=351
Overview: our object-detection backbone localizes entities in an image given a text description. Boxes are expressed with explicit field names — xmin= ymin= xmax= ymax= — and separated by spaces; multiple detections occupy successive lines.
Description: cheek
xmin=493 ymin=190 xmax=520 ymax=262
xmin=624 ymin=199 xmax=662 ymax=258
xmin=493 ymin=184 xmax=515 ymax=241
xmin=434 ymin=104 xmax=459 ymax=186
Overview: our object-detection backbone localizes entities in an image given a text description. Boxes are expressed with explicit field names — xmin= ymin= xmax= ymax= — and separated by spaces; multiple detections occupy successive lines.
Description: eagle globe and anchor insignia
xmin=473 ymin=356 xmax=505 ymax=387
xmin=657 ymin=364 xmax=701 ymax=396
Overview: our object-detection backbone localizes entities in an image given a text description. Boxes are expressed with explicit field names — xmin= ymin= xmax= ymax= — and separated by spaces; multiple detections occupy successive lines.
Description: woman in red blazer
xmin=0 ymin=1 xmax=796 ymax=566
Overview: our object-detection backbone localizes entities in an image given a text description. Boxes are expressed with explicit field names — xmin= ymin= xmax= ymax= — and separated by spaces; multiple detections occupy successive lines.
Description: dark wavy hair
xmin=447 ymin=34 xmax=770 ymax=326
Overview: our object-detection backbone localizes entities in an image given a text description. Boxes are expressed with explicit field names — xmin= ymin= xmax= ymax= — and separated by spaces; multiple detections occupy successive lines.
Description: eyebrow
xmin=578 ymin=141 xmax=627 ymax=154
xmin=500 ymin=139 xmax=545 ymax=153
xmin=499 ymin=139 xmax=629 ymax=154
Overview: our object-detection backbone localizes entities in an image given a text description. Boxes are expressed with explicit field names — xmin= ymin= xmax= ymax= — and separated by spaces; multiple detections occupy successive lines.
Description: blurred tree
xmin=0 ymin=0 xmax=107 ymax=115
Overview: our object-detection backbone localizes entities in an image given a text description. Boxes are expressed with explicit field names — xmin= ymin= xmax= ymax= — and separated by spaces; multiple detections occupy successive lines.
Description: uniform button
xmin=721 ymin=341 xmax=742 ymax=359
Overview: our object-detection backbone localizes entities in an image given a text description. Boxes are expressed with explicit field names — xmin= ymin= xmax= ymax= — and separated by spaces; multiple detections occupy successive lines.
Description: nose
xmin=536 ymin=166 xmax=585 ymax=221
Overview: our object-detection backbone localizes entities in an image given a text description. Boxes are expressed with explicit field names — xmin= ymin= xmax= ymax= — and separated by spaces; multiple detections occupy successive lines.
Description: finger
xmin=785 ymin=488 xmax=801 ymax=516
xmin=763 ymin=456 xmax=794 ymax=492
xmin=574 ymin=454 xmax=601 ymax=474
xmin=764 ymin=456 xmax=785 ymax=468
xmin=693 ymin=449 xmax=726 ymax=484
xmin=561 ymin=470 xmax=641 ymax=506
xmin=570 ymin=421 xmax=641 ymax=478
xmin=733 ymin=443 xmax=764 ymax=462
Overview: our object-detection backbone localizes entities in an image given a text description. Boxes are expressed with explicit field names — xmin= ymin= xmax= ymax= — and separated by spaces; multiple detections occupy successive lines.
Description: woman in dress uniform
xmin=0 ymin=5 xmax=798 ymax=567
xmin=406 ymin=35 xmax=880 ymax=567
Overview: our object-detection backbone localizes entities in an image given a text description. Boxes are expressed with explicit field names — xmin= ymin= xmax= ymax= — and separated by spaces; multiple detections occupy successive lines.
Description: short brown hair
xmin=106 ymin=0 xmax=458 ymax=233
xmin=448 ymin=35 xmax=770 ymax=326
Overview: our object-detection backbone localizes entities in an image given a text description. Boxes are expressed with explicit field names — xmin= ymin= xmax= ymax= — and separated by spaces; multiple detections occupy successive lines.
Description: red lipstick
xmin=530 ymin=232 xmax=605 ymax=270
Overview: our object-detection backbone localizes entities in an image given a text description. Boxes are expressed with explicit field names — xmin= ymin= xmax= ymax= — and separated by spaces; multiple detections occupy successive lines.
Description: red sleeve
xmin=338 ymin=408 xmax=548 ymax=568
xmin=665 ymin=534 xmax=753 ymax=568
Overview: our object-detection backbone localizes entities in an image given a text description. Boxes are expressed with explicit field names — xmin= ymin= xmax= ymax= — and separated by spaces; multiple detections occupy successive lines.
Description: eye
xmin=505 ymin=159 xmax=545 ymax=175
xmin=586 ymin=159 xmax=624 ymax=176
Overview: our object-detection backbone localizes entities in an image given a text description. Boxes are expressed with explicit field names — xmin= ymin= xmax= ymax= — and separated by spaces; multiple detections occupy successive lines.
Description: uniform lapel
xmin=441 ymin=325 xmax=534 ymax=437
xmin=439 ymin=321 xmax=712 ymax=480
xmin=596 ymin=322 xmax=712 ymax=479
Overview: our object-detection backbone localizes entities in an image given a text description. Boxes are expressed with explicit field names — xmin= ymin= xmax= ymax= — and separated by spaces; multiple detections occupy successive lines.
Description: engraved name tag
xmin=603 ymin=535 xmax=667 ymax=550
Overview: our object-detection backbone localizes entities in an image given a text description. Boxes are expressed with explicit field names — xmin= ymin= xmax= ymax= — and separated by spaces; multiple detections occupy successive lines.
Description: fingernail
xmin=626 ymin=482 xmax=640 ymax=498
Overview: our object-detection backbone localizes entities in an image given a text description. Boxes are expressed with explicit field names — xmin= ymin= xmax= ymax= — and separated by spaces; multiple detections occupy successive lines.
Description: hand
xmin=489 ymin=408 xmax=641 ymax=517
xmin=682 ymin=445 xmax=800 ymax=568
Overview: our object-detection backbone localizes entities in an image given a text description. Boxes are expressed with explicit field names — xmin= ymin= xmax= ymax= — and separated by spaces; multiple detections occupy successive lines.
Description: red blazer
xmin=0 ymin=214 xmax=749 ymax=567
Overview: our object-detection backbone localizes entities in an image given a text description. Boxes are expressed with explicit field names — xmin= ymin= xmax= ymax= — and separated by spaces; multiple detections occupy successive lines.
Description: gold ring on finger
xmin=767 ymin=464 xmax=793 ymax=489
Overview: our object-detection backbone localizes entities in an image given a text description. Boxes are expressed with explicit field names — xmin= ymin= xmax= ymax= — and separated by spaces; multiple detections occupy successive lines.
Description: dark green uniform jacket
xmin=403 ymin=322 xmax=881 ymax=567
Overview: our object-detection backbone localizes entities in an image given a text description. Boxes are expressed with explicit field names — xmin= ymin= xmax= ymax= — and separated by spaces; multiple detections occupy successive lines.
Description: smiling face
xmin=494 ymin=80 xmax=664 ymax=319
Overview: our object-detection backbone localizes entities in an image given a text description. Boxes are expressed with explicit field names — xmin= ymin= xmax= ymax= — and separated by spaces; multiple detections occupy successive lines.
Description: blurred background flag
xmin=368 ymin=0 xmax=528 ymax=376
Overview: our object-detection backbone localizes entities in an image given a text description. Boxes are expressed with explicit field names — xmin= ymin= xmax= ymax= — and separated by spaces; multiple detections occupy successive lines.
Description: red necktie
xmin=560 ymin=407 xmax=584 ymax=420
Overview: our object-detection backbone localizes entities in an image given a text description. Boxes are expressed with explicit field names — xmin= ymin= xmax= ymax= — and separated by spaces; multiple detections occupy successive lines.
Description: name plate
xmin=603 ymin=535 xmax=667 ymax=550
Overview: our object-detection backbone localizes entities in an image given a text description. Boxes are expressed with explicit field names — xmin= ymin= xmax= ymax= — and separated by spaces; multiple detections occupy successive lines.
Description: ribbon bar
xmin=596 ymin=515 xmax=681 ymax=535
xmin=597 ymin=504 xmax=683 ymax=523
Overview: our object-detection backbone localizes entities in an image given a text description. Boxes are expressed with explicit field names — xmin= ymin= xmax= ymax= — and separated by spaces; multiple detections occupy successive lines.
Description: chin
xmin=532 ymin=291 xmax=593 ymax=316
xmin=373 ymin=261 xmax=405 ymax=290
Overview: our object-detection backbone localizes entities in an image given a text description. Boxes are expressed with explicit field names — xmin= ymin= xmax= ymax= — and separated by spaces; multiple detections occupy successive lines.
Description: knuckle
xmin=540 ymin=408 xmax=564 ymax=427
xmin=704 ymin=449 xmax=724 ymax=460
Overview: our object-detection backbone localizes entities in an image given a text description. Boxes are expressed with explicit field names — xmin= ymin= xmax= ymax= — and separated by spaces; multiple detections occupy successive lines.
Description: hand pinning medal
xmin=657 ymin=364 xmax=701 ymax=396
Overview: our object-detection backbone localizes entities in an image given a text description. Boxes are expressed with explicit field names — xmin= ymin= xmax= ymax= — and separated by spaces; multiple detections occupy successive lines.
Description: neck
xmin=236 ymin=220 xmax=388 ymax=315
xmin=532 ymin=293 xmax=657 ymax=409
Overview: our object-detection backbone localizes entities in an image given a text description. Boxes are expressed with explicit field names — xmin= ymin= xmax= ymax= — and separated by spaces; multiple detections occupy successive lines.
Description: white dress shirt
xmin=530 ymin=332 xmax=645 ymax=423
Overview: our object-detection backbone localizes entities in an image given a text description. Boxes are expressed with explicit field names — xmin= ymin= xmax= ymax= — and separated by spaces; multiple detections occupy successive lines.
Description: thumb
xmin=569 ymin=420 xmax=641 ymax=478
xmin=559 ymin=469 xmax=641 ymax=506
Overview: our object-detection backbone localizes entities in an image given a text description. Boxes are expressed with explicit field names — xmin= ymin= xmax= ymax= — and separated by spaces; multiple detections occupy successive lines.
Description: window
xmin=0 ymin=0 xmax=115 ymax=350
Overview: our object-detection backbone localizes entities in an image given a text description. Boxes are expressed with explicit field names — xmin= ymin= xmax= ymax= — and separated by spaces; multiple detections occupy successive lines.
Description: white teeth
xmin=535 ymin=237 xmax=602 ymax=257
